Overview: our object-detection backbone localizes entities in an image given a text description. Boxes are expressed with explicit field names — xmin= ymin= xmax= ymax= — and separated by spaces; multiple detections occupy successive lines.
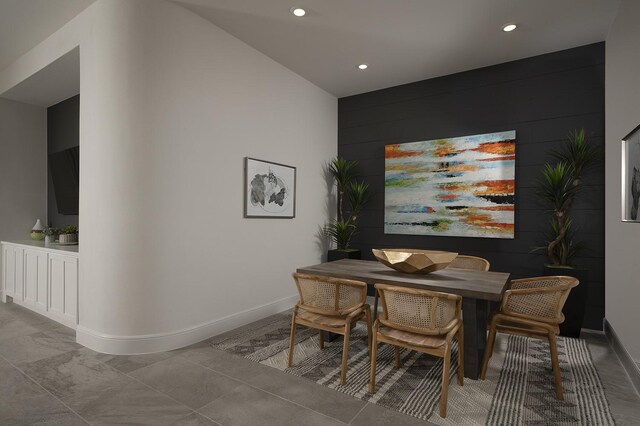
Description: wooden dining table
xmin=296 ymin=259 xmax=511 ymax=379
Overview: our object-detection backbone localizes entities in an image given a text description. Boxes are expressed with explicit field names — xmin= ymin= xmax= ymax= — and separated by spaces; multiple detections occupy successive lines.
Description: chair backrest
xmin=292 ymin=273 xmax=366 ymax=316
xmin=375 ymin=283 xmax=461 ymax=336
xmin=503 ymin=275 xmax=579 ymax=323
xmin=447 ymin=255 xmax=490 ymax=272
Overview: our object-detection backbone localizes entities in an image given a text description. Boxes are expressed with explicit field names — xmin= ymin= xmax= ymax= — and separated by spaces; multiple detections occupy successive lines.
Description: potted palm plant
xmin=325 ymin=158 xmax=371 ymax=261
xmin=534 ymin=129 xmax=600 ymax=337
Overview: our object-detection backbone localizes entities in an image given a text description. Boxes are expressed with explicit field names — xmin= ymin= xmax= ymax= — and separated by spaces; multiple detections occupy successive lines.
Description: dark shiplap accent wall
xmin=48 ymin=95 xmax=79 ymax=228
xmin=338 ymin=43 xmax=605 ymax=329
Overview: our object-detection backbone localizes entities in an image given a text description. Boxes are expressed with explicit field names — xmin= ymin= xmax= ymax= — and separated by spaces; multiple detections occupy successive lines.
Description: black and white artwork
xmin=244 ymin=157 xmax=296 ymax=218
xmin=622 ymin=125 xmax=640 ymax=222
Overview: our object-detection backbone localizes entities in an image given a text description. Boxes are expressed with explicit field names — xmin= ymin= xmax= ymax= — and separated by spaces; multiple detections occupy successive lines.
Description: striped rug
xmin=210 ymin=313 xmax=614 ymax=425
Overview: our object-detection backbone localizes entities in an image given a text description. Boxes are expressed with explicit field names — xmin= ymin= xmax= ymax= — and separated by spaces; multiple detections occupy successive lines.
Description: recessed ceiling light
xmin=502 ymin=23 xmax=517 ymax=32
xmin=358 ymin=64 xmax=368 ymax=70
xmin=291 ymin=7 xmax=306 ymax=17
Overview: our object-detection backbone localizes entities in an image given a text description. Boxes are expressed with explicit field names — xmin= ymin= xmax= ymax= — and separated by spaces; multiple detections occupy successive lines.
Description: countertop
xmin=1 ymin=240 xmax=79 ymax=255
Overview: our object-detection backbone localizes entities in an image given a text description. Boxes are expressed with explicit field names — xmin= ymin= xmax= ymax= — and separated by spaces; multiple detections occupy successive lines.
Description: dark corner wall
xmin=47 ymin=95 xmax=79 ymax=228
xmin=338 ymin=42 xmax=605 ymax=329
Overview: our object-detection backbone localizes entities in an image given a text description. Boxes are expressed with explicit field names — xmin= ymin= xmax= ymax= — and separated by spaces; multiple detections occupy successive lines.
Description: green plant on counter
xmin=60 ymin=225 xmax=78 ymax=235
xmin=43 ymin=227 xmax=59 ymax=236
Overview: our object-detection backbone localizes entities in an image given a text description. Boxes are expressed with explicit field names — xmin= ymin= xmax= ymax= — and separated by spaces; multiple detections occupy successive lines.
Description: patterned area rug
xmin=211 ymin=313 xmax=614 ymax=425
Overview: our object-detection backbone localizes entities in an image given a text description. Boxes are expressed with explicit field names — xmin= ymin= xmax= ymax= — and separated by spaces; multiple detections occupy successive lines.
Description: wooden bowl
xmin=372 ymin=249 xmax=458 ymax=274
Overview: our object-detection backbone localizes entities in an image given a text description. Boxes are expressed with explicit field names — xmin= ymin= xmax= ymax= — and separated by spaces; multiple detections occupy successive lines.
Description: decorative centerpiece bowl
xmin=372 ymin=249 xmax=458 ymax=274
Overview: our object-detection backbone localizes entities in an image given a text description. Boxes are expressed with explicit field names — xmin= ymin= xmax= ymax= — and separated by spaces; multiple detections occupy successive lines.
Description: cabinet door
xmin=2 ymin=245 xmax=24 ymax=301
xmin=48 ymin=254 xmax=78 ymax=327
xmin=23 ymin=249 xmax=48 ymax=311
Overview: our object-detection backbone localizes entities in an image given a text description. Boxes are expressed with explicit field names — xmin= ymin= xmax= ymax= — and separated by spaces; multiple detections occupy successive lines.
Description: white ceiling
xmin=1 ymin=47 xmax=79 ymax=107
xmin=0 ymin=0 xmax=620 ymax=101
xmin=175 ymin=0 xmax=620 ymax=97
xmin=0 ymin=0 xmax=94 ymax=72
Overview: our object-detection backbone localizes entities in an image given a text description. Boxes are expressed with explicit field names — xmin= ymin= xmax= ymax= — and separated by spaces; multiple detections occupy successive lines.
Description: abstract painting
xmin=384 ymin=131 xmax=516 ymax=238
xmin=244 ymin=157 xmax=296 ymax=218
xmin=622 ymin=124 xmax=640 ymax=222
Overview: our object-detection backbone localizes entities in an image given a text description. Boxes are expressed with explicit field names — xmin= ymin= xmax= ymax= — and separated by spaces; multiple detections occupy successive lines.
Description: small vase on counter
xmin=30 ymin=219 xmax=45 ymax=241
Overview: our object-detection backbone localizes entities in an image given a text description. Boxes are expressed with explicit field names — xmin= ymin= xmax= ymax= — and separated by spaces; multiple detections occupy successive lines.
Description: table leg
xmin=462 ymin=298 xmax=489 ymax=379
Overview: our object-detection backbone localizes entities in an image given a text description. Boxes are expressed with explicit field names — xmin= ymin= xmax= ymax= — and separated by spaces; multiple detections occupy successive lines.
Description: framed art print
xmin=384 ymin=130 xmax=516 ymax=238
xmin=622 ymin=124 xmax=640 ymax=222
xmin=244 ymin=157 xmax=296 ymax=218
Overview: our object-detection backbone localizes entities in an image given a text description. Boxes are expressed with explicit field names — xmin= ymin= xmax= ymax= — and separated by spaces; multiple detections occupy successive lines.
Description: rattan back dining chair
xmin=289 ymin=273 xmax=372 ymax=385
xmin=369 ymin=284 xmax=463 ymax=418
xmin=447 ymin=255 xmax=490 ymax=272
xmin=479 ymin=275 xmax=579 ymax=399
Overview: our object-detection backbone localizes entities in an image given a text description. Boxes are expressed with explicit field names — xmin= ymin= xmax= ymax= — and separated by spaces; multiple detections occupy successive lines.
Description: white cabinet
xmin=1 ymin=241 xmax=78 ymax=329
xmin=48 ymin=253 xmax=78 ymax=328
xmin=23 ymin=249 xmax=48 ymax=311
xmin=2 ymin=244 xmax=24 ymax=302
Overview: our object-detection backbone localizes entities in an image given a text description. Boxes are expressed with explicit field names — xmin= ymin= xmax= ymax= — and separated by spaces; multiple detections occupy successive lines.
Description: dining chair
xmin=369 ymin=284 xmax=463 ymax=418
xmin=447 ymin=254 xmax=490 ymax=271
xmin=479 ymin=275 xmax=579 ymax=399
xmin=289 ymin=273 xmax=372 ymax=385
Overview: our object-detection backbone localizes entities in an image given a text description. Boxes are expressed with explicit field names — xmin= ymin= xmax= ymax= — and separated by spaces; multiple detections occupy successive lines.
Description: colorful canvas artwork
xmin=384 ymin=131 xmax=516 ymax=238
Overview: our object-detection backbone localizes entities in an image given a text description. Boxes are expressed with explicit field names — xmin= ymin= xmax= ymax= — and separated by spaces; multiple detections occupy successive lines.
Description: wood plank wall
xmin=338 ymin=43 xmax=605 ymax=329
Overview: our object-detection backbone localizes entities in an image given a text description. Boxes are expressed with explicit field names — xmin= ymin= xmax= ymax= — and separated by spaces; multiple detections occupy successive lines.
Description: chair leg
xmin=340 ymin=322 xmax=351 ymax=385
xmin=394 ymin=346 xmax=402 ymax=368
xmin=318 ymin=330 xmax=324 ymax=349
xmin=365 ymin=307 xmax=372 ymax=357
xmin=480 ymin=317 xmax=498 ymax=380
xmin=369 ymin=331 xmax=378 ymax=393
xmin=548 ymin=332 xmax=564 ymax=400
xmin=287 ymin=312 xmax=297 ymax=368
xmin=457 ymin=325 xmax=464 ymax=386
xmin=439 ymin=345 xmax=451 ymax=418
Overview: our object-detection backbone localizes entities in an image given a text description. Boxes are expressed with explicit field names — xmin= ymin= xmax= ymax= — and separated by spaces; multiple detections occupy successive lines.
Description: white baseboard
xmin=604 ymin=318 xmax=640 ymax=397
xmin=76 ymin=294 xmax=298 ymax=355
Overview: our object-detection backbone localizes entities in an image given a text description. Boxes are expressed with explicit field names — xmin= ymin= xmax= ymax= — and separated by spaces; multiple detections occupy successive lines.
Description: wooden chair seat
xmin=289 ymin=273 xmax=372 ymax=385
xmin=496 ymin=319 xmax=560 ymax=337
xmin=370 ymin=284 xmax=463 ymax=418
xmin=296 ymin=308 xmax=365 ymax=330
xmin=480 ymin=276 xmax=579 ymax=400
xmin=377 ymin=326 xmax=447 ymax=349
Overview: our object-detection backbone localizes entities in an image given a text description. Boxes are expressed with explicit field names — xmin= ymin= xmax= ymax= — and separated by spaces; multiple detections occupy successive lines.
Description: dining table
xmin=296 ymin=259 xmax=511 ymax=379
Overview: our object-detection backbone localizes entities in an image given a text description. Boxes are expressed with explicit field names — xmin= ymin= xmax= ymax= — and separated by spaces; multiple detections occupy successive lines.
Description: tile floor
xmin=1 ymin=300 xmax=639 ymax=425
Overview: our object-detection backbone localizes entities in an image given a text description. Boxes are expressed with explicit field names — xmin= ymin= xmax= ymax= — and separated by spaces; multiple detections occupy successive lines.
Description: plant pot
xmin=327 ymin=249 xmax=361 ymax=262
xmin=543 ymin=266 xmax=588 ymax=338
xmin=44 ymin=235 xmax=56 ymax=244
xmin=59 ymin=233 xmax=78 ymax=244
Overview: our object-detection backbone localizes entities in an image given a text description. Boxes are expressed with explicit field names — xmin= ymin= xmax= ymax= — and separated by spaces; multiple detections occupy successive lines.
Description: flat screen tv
xmin=49 ymin=146 xmax=79 ymax=215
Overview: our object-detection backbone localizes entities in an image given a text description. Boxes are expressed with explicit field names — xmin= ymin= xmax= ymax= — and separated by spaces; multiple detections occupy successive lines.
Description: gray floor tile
xmin=0 ymin=331 xmax=80 ymax=366
xmin=349 ymin=402 xmax=437 ymax=425
xmin=96 ymin=351 xmax=176 ymax=373
xmin=63 ymin=375 xmax=193 ymax=425
xmin=130 ymin=356 xmax=243 ymax=410
xmin=176 ymin=412 xmax=220 ymax=425
xmin=198 ymin=383 xmax=344 ymax=426
xmin=0 ymin=316 xmax=40 ymax=342
xmin=194 ymin=348 xmax=275 ymax=381
xmin=247 ymin=368 xmax=366 ymax=423
xmin=0 ymin=362 xmax=87 ymax=425
xmin=20 ymin=348 xmax=123 ymax=399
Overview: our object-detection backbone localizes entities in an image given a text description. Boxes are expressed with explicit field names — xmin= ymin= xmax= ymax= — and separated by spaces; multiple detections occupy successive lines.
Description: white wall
xmin=0 ymin=98 xmax=47 ymax=296
xmin=605 ymin=0 xmax=640 ymax=362
xmin=0 ymin=0 xmax=336 ymax=353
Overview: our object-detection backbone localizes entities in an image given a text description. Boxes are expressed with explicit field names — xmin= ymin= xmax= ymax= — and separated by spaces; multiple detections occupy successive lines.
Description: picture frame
xmin=384 ymin=130 xmax=516 ymax=239
xmin=244 ymin=157 xmax=296 ymax=218
xmin=621 ymin=124 xmax=640 ymax=222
